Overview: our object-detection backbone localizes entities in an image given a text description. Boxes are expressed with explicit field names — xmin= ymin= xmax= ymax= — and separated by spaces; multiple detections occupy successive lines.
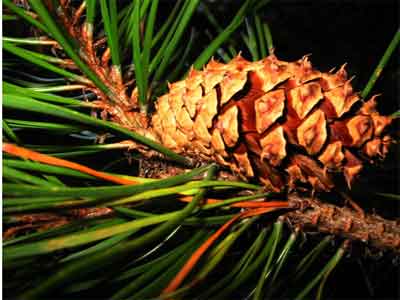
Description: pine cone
xmin=150 ymin=55 xmax=392 ymax=191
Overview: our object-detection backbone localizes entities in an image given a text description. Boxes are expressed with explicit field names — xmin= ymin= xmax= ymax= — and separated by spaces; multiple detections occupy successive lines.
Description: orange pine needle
xmin=3 ymin=143 xmax=137 ymax=185
xmin=162 ymin=213 xmax=241 ymax=295
xmin=162 ymin=205 xmax=289 ymax=295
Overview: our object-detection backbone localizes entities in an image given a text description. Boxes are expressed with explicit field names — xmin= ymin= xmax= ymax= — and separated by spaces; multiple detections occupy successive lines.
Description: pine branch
xmin=287 ymin=194 xmax=400 ymax=253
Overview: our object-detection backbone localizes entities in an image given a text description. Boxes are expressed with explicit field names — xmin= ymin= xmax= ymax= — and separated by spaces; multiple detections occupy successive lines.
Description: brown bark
xmin=286 ymin=194 xmax=400 ymax=253
xmin=4 ymin=208 xmax=114 ymax=239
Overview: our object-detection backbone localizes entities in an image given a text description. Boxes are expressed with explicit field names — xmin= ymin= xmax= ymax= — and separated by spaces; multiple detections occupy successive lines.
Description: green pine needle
xmin=362 ymin=29 xmax=400 ymax=99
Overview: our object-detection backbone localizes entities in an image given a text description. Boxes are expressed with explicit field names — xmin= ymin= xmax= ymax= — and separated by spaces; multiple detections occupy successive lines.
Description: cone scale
xmin=149 ymin=55 xmax=392 ymax=191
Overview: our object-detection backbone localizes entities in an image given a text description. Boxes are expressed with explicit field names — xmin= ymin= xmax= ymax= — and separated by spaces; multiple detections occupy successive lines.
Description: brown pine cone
xmin=149 ymin=54 xmax=392 ymax=192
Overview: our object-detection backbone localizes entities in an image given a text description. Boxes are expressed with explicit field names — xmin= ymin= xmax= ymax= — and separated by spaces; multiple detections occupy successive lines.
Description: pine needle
xmin=3 ymin=143 xmax=138 ymax=185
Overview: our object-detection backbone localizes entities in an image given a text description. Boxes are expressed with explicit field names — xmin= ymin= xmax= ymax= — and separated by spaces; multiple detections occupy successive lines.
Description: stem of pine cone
xmin=286 ymin=194 xmax=400 ymax=253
